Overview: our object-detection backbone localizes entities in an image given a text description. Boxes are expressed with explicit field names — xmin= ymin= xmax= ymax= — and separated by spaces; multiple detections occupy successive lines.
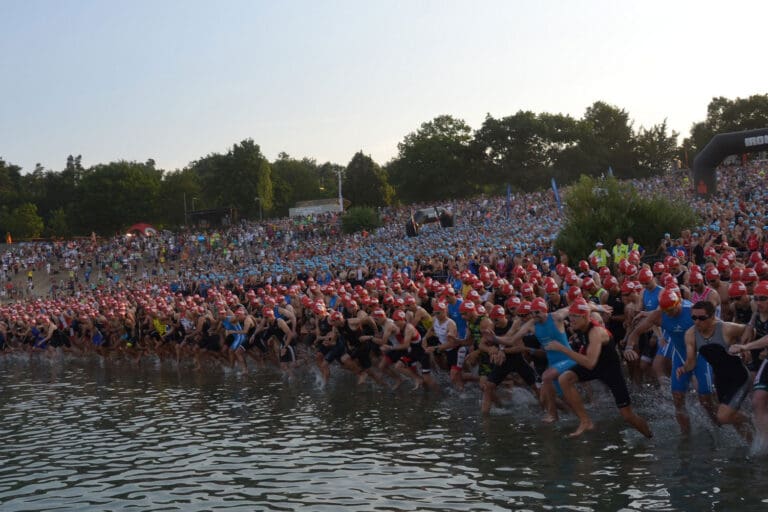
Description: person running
xmin=480 ymin=304 xmax=539 ymax=414
xmin=679 ymin=300 xmax=751 ymax=441
xmin=547 ymin=298 xmax=653 ymax=438
xmin=625 ymin=288 xmax=717 ymax=434
xmin=730 ymin=280 xmax=768 ymax=449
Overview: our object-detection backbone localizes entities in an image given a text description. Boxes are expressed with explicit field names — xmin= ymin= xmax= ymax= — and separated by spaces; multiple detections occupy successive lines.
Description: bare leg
xmin=540 ymin=368 xmax=560 ymax=423
xmin=672 ymin=391 xmax=690 ymax=434
xmin=752 ymin=390 xmax=768 ymax=448
xmin=619 ymin=406 xmax=653 ymax=438
xmin=717 ymin=404 xmax=753 ymax=443
xmin=558 ymin=371 xmax=594 ymax=437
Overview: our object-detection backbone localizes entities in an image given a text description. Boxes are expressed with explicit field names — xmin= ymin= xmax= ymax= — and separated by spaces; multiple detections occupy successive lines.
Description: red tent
xmin=126 ymin=223 xmax=157 ymax=237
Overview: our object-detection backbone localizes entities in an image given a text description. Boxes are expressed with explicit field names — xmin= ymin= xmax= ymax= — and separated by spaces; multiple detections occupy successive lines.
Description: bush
xmin=341 ymin=206 xmax=381 ymax=234
xmin=555 ymin=175 xmax=699 ymax=262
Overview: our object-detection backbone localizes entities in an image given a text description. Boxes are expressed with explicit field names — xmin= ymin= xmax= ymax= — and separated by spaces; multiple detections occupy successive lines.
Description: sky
xmin=1 ymin=0 xmax=767 ymax=174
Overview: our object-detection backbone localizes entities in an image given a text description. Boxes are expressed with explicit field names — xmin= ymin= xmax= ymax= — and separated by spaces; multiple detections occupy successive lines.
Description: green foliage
xmin=388 ymin=115 xmax=480 ymax=202
xmin=634 ymin=120 xmax=679 ymax=176
xmin=46 ymin=208 xmax=71 ymax=238
xmin=190 ymin=139 xmax=273 ymax=218
xmin=0 ymin=158 xmax=23 ymax=211
xmin=0 ymin=203 xmax=44 ymax=239
xmin=76 ymin=160 xmax=163 ymax=234
xmin=474 ymin=111 xmax=581 ymax=191
xmin=682 ymin=94 xmax=768 ymax=160
xmin=341 ymin=206 xmax=381 ymax=234
xmin=555 ymin=176 xmax=699 ymax=261
xmin=579 ymin=101 xmax=636 ymax=178
xmin=344 ymin=152 xmax=393 ymax=207
xmin=270 ymin=153 xmax=323 ymax=216
xmin=158 ymin=168 xmax=201 ymax=226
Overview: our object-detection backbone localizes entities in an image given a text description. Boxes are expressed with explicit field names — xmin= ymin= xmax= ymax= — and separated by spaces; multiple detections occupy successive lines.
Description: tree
xmin=555 ymin=175 xmax=698 ymax=261
xmin=578 ymin=101 xmax=636 ymax=177
xmin=474 ymin=111 xmax=581 ymax=191
xmin=270 ymin=154 xmax=322 ymax=216
xmin=190 ymin=139 xmax=273 ymax=218
xmin=46 ymin=208 xmax=71 ymax=238
xmin=75 ymin=160 xmax=163 ymax=234
xmin=158 ymin=168 xmax=202 ymax=227
xmin=681 ymin=94 xmax=768 ymax=162
xmin=343 ymin=151 xmax=393 ymax=207
xmin=341 ymin=206 xmax=381 ymax=234
xmin=634 ymin=120 xmax=679 ymax=176
xmin=0 ymin=158 xmax=23 ymax=211
xmin=387 ymin=115 xmax=479 ymax=203
xmin=0 ymin=203 xmax=44 ymax=239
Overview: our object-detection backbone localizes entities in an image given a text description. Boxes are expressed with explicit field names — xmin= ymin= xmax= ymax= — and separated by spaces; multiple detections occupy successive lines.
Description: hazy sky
xmin=1 ymin=0 xmax=766 ymax=173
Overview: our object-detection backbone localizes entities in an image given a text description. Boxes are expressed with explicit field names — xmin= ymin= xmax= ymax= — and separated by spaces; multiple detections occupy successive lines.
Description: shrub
xmin=341 ymin=206 xmax=381 ymax=234
xmin=555 ymin=175 xmax=699 ymax=262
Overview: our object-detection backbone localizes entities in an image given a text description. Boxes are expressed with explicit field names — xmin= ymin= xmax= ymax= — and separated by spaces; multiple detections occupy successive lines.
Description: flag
xmin=608 ymin=166 xmax=614 ymax=177
xmin=506 ymin=184 xmax=512 ymax=219
xmin=551 ymin=178 xmax=562 ymax=212
xmin=5 ymin=232 xmax=11 ymax=244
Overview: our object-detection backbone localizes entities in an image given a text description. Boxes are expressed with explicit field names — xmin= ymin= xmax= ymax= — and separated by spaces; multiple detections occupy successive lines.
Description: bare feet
xmin=541 ymin=414 xmax=558 ymax=424
xmin=568 ymin=421 xmax=595 ymax=438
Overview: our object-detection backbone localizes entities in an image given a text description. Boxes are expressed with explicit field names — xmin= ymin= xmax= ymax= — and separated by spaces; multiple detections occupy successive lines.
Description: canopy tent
xmin=126 ymin=223 xmax=158 ymax=237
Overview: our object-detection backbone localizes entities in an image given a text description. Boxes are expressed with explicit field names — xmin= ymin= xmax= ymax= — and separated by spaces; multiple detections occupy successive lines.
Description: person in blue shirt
xmin=625 ymin=288 xmax=717 ymax=434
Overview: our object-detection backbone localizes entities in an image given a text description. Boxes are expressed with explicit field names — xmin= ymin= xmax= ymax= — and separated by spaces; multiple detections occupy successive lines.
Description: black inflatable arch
xmin=693 ymin=127 xmax=768 ymax=196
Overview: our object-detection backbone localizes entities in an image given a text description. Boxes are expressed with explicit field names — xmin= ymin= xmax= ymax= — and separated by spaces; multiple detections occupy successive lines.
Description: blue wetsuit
xmin=447 ymin=299 xmax=468 ymax=339
xmin=534 ymin=314 xmax=576 ymax=374
xmin=222 ymin=317 xmax=246 ymax=350
xmin=660 ymin=301 xmax=713 ymax=394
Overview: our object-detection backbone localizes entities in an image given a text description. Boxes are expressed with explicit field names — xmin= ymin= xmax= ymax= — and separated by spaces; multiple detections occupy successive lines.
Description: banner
xmin=551 ymin=178 xmax=563 ymax=212
xmin=506 ymin=184 xmax=512 ymax=219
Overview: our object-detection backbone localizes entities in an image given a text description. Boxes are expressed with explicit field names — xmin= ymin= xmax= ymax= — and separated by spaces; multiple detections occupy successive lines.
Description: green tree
xmin=75 ymin=160 xmax=163 ymax=234
xmin=474 ymin=111 xmax=581 ymax=191
xmin=0 ymin=158 xmax=23 ymax=211
xmin=343 ymin=151 xmax=393 ymax=207
xmin=158 ymin=168 xmax=202 ymax=227
xmin=555 ymin=175 xmax=698 ymax=261
xmin=46 ymin=208 xmax=71 ymax=238
xmin=270 ymin=153 xmax=322 ymax=216
xmin=387 ymin=115 xmax=478 ymax=203
xmin=190 ymin=139 xmax=273 ymax=218
xmin=1 ymin=203 xmax=45 ymax=239
xmin=634 ymin=120 xmax=679 ymax=176
xmin=682 ymin=94 xmax=768 ymax=161
xmin=578 ymin=101 xmax=636 ymax=177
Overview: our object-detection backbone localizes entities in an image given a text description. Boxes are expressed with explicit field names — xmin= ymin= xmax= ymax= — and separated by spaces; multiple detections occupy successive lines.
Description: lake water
xmin=1 ymin=355 xmax=767 ymax=511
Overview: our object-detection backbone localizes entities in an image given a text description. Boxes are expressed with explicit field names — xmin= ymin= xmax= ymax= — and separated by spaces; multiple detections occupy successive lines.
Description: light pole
xmin=183 ymin=192 xmax=188 ymax=226
xmin=255 ymin=197 xmax=263 ymax=222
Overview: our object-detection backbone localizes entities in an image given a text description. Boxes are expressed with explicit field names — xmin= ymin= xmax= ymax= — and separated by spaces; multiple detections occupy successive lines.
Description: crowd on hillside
xmin=3 ymin=163 xmax=768 ymax=442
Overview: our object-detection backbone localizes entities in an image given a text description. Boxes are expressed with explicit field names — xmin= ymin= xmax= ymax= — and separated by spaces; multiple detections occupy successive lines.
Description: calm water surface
xmin=1 ymin=355 xmax=767 ymax=511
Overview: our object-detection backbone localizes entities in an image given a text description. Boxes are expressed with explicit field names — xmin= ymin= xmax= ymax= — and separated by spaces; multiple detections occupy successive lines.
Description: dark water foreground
xmin=0 ymin=355 xmax=767 ymax=511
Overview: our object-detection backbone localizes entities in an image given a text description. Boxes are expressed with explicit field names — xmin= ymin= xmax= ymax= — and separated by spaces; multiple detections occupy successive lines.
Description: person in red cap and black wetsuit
xmin=547 ymin=297 xmax=652 ymax=438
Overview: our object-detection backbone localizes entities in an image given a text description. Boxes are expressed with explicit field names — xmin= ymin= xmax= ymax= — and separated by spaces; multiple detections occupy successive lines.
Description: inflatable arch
xmin=693 ymin=128 xmax=768 ymax=196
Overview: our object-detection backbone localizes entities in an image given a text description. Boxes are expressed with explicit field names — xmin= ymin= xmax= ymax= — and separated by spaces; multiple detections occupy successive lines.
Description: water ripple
xmin=0 ymin=357 xmax=765 ymax=510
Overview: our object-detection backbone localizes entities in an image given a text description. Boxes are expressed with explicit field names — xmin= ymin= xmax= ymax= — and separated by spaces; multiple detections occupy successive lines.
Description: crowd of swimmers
xmin=2 ymin=162 xmax=768 ymax=444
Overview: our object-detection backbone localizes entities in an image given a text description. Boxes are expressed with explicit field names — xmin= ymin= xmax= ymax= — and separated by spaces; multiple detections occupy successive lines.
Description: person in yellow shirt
xmin=612 ymin=238 xmax=628 ymax=266
xmin=589 ymin=242 xmax=610 ymax=268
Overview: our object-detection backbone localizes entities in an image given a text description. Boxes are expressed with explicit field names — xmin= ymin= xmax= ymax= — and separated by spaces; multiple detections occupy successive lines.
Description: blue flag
xmin=506 ymin=184 xmax=512 ymax=219
xmin=551 ymin=177 xmax=562 ymax=212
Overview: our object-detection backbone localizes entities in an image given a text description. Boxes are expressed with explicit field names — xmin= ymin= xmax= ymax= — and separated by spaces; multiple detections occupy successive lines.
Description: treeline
xmin=1 ymin=95 xmax=766 ymax=238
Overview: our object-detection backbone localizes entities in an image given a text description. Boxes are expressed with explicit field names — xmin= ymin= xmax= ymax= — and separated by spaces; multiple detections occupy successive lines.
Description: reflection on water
xmin=0 ymin=355 xmax=767 ymax=511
